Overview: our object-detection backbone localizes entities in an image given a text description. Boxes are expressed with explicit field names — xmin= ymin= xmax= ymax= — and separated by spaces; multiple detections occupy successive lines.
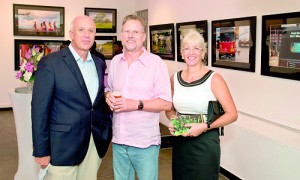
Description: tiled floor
xmin=0 ymin=109 xmax=228 ymax=180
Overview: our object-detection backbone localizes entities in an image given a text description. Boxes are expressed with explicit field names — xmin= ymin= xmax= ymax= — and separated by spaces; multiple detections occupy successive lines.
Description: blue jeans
xmin=112 ymin=143 xmax=160 ymax=180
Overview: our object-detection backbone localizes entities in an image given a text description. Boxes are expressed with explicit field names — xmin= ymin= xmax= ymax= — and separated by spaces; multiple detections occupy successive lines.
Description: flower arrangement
xmin=16 ymin=45 xmax=44 ymax=83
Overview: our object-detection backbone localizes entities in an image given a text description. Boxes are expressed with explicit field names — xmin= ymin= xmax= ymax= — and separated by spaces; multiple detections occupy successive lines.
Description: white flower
xmin=23 ymin=71 xmax=32 ymax=81
xmin=20 ymin=61 xmax=26 ymax=71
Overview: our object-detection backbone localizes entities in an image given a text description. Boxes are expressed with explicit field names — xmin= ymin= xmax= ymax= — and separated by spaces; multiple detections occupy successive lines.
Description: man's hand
xmin=35 ymin=156 xmax=50 ymax=169
xmin=105 ymin=92 xmax=117 ymax=111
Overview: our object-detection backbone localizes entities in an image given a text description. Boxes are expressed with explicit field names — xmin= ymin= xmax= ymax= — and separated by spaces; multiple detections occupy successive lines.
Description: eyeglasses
xmin=122 ymin=30 xmax=144 ymax=36
xmin=182 ymin=47 xmax=203 ymax=53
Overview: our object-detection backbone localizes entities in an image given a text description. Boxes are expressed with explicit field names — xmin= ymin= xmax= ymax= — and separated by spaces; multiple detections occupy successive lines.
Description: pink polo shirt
xmin=105 ymin=48 xmax=172 ymax=148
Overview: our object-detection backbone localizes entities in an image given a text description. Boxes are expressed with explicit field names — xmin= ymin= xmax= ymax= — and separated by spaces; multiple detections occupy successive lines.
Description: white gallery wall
xmin=134 ymin=0 xmax=300 ymax=179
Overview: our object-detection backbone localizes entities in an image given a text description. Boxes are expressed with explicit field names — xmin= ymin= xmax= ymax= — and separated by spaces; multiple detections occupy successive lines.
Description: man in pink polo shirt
xmin=105 ymin=14 xmax=172 ymax=180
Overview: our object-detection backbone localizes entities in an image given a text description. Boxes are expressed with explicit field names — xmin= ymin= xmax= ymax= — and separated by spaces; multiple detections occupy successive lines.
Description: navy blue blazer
xmin=31 ymin=47 xmax=112 ymax=166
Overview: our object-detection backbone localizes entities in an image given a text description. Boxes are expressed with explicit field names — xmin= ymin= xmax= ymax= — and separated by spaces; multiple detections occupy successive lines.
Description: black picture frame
xmin=14 ymin=39 xmax=65 ymax=70
xmin=261 ymin=11 xmax=300 ymax=81
xmin=149 ymin=23 xmax=175 ymax=60
xmin=211 ymin=16 xmax=256 ymax=72
xmin=176 ymin=20 xmax=208 ymax=63
xmin=85 ymin=8 xmax=117 ymax=33
xmin=13 ymin=4 xmax=65 ymax=37
xmin=95 ymin=36 xmax=117 ymax=59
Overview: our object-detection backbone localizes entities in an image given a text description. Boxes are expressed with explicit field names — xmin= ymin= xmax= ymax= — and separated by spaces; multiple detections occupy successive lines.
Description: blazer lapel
xmin=61 ymin=48 xmax=91 ymax=101
xmin=92 ymin=55 xmax=104 ymax=105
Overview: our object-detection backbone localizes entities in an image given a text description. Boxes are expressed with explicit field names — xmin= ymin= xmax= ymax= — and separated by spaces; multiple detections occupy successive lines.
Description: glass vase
xmin=15 ymin=81 xmax=34 ymax=94
xmin=27 ymin=82 xmax=34 ymax=90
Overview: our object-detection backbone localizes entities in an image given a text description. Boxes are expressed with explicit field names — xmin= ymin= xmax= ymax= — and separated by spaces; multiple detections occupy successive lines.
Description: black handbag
xmin=207 ymin=101 xmax=224 ymax=136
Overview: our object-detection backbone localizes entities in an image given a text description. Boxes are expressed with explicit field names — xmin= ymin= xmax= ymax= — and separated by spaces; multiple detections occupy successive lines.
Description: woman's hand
xmin=168 ymin=121 xmax=176 ymax=135
xmin=182 ymin=123 xmax=207 ymax=137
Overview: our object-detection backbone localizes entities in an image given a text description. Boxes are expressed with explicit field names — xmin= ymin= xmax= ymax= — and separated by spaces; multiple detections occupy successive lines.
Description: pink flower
xmin=25 ymin=62 xmax=34 ymax=72
xmin=16 ymin=44 xmax=45 ymax=83
xmin=16 ymin=71 xmax=23 ymax=79
xmin=33 ymin=45 xmax=40 ymax=53
xmin=25 ymin=49 xmax=32 ymax=59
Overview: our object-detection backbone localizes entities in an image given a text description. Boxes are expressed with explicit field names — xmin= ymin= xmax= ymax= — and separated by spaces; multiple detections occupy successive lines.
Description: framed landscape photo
xmin=95 ymin=36 xmax=117 ymax=59
xmin=13 ymin=4 xmax=64 ymax=37
xmin=176 ymin=20 xmax=208 ymax=63
xmin=211 ymin=16 xmax=256 ymax=72
xmin=14 ymin=39 xmax=65 ymax=70
xmin=85 ymin=8 xmax=117 ymax=33
xmin=261 ymin=11 xmax=300 ymax=81
xmin=149 ymin=23 xmax=175 ymax=60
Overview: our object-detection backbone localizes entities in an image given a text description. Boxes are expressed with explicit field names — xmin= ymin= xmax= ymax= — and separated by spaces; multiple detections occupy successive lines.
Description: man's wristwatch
xmin=138 ymin=100 xmax=144 ymax=110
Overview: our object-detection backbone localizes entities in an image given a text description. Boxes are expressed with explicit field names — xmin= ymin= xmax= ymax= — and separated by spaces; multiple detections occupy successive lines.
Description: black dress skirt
xmin=172 ymin=129 xmax=220 ymax=180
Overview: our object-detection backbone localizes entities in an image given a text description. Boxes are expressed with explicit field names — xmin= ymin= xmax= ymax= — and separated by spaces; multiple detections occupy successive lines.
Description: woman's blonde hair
xmin=181 ymin=29 xmax=207 ymax=54
xmin=181 ymin=30 xmax=207 ymax=64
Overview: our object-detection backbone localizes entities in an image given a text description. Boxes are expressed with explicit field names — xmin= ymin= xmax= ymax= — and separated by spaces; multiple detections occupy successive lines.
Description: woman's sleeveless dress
xmin=172 ymin=70 xmax=220 ymax=180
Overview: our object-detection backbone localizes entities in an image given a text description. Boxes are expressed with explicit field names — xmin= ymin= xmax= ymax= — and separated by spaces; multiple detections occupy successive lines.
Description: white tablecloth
xmin=9 ymin=89 xmax=39 ymax=180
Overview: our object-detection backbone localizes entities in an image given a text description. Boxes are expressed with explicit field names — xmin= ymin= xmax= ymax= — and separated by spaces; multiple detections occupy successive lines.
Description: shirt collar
xmin=119 ymin=47 xmax=148 ymax=66
xmin=68 ymin=44 xmax=93 ymax=62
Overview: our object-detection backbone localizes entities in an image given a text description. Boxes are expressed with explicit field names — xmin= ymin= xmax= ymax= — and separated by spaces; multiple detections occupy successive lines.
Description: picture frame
xmin=261 ymin=11 xmax=300 ymax=81
xmin=14 ymin=39 xmax=65 ymax=70
xmin=95 ymin=36 xmax=117 ymax=59
xmin=13 ymin=4 xmax=65 ymax=37
xmin=85 ymin=8 xmax=117 ymax=33
xmin=176 ymin=20 xmax=208 ymax=63
xmin=149 ymin=23 xmax=175 ymax=60
xmin=211 ymin=16 xmax=256 ymax=72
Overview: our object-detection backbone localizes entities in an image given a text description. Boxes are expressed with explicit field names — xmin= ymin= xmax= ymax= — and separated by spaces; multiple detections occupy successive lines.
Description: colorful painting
xmin=95 ymin=36 xmax=117 ymax=59
xmin=13 ymin=4 xmax=64 ymax=37
xmin=149 ymin=23 xmax=175 ymax=60
xmin=85 ymin=8 xmax=117 ymax=33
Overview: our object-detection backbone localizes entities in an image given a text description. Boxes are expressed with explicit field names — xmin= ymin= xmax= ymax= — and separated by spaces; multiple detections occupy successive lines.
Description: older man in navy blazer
xmin=31 ymin=15 xmax=112 ymax=180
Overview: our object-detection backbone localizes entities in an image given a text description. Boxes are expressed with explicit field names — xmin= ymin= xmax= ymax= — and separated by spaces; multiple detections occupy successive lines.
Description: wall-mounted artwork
xmin=149 ymin=23 xmax=175 ymax=60
xmin=261 ymin=11 xmax=300 ymax=81
xmin=14 ymin=39 xmax=65 ymax=70
xmin=176 ymin=20 xmax=208 ymax=63
xmin=211 ymin=16 xmax=256 ymax=72
xmin=85 ymin=8 xmax=117 ymax=33
xmin=95 ymin=36 xmax=117 ymax=59
xmin=136 ymin=9 xmax=148 ymax=48
xmin=13 ymin=4 xmax=64 ymax=37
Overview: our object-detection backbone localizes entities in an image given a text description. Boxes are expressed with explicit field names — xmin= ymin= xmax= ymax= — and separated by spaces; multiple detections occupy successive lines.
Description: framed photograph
xmin=261 ymin=11 xmax=300 ymax=81
xmin=85 ymin=8 xmax=117 ymax=33
xmin=211 ymin=16 xmax=256 ymax=72
xmin=95 ymin=36 xmax=117 ymax=59
xmin=176 ymin=20 xmax=208 ymax=63
xmin=14 ymin=39 xmax=65 ymax=70
xmin=13 ymin=4 xmax=64 ymax=37
xmin=149 ymin=23 xmax=175 ymax=60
